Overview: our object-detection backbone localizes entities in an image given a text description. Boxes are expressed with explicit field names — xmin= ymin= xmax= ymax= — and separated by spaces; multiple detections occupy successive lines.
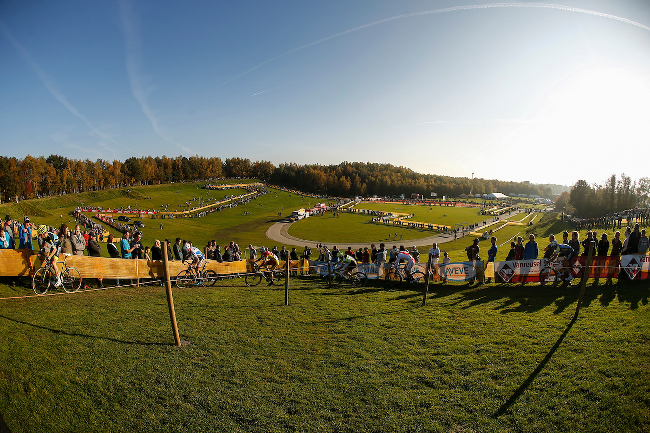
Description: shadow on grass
xmin=423 ymin=281 xmax=650 ymax=314
xmin=0 ymin=314 xmax=170 ymax=347
xmin=0 ymin=411 xmax=12 ymax=433
xmin=493 ymin=315 xmax=577 ymax=418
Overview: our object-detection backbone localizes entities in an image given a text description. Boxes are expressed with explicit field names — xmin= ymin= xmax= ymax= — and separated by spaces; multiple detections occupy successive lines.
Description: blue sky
xmin=1 ymin=1 xmax=649 ymax=187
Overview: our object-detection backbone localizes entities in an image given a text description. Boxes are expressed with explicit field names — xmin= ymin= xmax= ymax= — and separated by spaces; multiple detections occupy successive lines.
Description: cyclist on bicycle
xmin=256 ymin=247 xmax=279 ymax=285
xmin=37 ymin=225 xmax=62 ymax=287
xmin=334 ymin=251 xmax=357 ymax=278
xmin=182 ymin=242 xmax=205 ymax=275
xmin=551 ymin=242 xmax=575 ymax=282
xmin=392 ymin=246 xmax=415 ymax=280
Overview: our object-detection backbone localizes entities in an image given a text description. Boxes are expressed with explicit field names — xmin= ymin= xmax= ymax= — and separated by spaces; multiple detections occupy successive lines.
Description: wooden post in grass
xmin=422 ymin=255 xmax=432 ymax=306
xmin=573 ymin=240 xmax=594 ymax=321
xmin=162 ymin=241 xmax=181 ymax=346
xmin=285 ymin=259 xmax=290 ymax=306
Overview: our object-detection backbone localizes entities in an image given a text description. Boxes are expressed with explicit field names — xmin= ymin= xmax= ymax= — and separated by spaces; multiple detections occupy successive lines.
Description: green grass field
xmin=0 ymin=278 xmax=648 ymax=432
xmin=1 ymin=182 xmax=649 ymax=432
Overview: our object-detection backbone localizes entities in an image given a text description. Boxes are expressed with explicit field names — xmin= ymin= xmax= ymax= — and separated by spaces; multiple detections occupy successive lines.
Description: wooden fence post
xmin=422 ymin=255 xmax=432 ymax=306
xmin=573 ymin=240 xmax=595 ymax=321
xmin=163 ymin=241 xmax=181 ymax=346
xmin=284 ymin=259 xmax=290 ymax=306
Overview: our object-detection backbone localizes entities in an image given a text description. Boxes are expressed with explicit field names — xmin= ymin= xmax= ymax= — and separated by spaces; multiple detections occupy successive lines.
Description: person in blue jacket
xmin=523 ymin=234 xmax=538 ymax=260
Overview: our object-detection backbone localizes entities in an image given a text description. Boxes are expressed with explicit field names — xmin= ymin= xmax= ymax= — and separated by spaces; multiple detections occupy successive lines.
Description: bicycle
xmin=175 ymin=261 xmax=218 ymax=288
xmin=244 ymin=262 xmax=285 ymax=286
xmin=32 ymin=257 xmax=82 ymax=295
xmin=384 ymin=263 xmax=425 ymax=288
xmin=324 ymin=265 xmax=368 ymax=287
xmin=538 ymin=254 xmax=581 ymax=287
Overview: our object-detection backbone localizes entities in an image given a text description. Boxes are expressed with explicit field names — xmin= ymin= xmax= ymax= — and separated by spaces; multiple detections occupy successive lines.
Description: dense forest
xmin=0 ymin=154 xmax=563 ymax=203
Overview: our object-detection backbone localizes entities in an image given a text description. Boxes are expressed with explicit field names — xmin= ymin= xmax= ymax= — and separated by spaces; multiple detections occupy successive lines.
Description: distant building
xmin=485 ymin=192 xmax=509 ymax=200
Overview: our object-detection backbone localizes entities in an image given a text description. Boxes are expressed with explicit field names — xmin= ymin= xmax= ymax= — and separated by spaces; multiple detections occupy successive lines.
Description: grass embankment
xmin=0 ymin=278 xmax=648 ymax=432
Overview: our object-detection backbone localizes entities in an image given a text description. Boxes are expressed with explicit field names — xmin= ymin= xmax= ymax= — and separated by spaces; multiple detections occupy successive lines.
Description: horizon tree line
xmin=0 ymin=154 xmax=574 ymax=204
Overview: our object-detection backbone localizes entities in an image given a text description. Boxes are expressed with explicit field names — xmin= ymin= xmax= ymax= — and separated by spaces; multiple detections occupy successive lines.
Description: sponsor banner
xmin=494 ymin=259 xmax=545 ymax=283
xmin=573 ymin=256 xmax=620 ymax=279
xmin=309 ymin=261 xmax=430 ymax=280
xmin=619 ymin=254 xmax=650 ymax=280
xmin=439 ymin=261 xmax=481 ymax=282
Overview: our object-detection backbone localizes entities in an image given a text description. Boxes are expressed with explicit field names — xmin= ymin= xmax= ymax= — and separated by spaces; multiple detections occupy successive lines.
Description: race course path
xmin=265 ymin=211 xmax=522 ymax=249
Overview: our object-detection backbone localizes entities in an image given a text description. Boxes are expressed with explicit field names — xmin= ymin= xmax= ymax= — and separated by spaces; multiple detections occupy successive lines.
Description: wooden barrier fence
xmin=0 ymin=249 xmax=308 ymax=280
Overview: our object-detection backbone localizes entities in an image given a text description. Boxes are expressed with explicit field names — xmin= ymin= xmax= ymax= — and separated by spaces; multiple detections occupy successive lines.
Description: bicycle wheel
xmin=245 ymin=272 xmax=263 ymax=286
xmin=32 ymin=267 xmax=52 ymax=295
xmin=385 ymin=269 xmax=402 ymax=288
xmin=351 ymin=271 xmax=368 ymax=287
xmin=203 ymin=270 xmax=218 ymax=287
xmin=409 ymin=270 xmax=426 ymax=284
xmin=175 ymin=270 xmax=194 ymax=288
xmin=61 ymin=267 xmax=82 ymax=293
xmin=539 ymin=267 xmax=559 ymax=287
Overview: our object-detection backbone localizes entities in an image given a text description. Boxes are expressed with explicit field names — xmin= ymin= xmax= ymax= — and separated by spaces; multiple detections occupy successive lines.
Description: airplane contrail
xmin=198 ymin=2 xmax=650 ymax=98
xmin=0 ymin=22 xmax=134 ymax=154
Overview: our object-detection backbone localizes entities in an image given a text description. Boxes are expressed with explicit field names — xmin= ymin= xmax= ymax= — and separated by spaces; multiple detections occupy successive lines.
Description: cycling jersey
xmin=261 ymin=250 xmax=279 ymax=263
xmin=394 ymin=251 xmax=415 ymax=270
xmin=555 ymin=243 xmax=574 ymax=260
xmin=184 ymin=246 xmax=204 ymax=261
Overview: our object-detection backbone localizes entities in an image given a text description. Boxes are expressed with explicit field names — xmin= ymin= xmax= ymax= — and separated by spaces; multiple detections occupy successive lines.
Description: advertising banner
xmin=619 ymin=254 xmax=650 ymax=280
xmin=494 ymin=259 xmax=544 ymax=283
xmin=439 ymin=261 xmax=482 ymax=282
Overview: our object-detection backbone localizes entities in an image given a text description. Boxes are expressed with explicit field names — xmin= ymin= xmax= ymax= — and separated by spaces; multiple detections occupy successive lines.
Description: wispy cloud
xmin=396 ymin=118 xmax=541 ymax=128
xmin=119 ymin=0 xmax=192 ymax=154
xmin=0 ymin=21 xmax=131 ymax=153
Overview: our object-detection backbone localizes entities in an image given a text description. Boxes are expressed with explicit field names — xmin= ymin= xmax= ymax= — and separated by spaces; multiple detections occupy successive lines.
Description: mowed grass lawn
xmin=1 ymin=278 xmax=648 ymax=432
xmin=355 ymin=203 xmax=487 ymax=227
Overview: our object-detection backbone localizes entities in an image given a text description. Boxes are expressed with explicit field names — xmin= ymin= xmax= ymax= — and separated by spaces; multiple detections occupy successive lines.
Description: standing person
xmin=637 ymin=229 xmax=649 ymax=254
xmin=411 ymin=246 xmax=420 ymax=263
xmin=441 ymin=252 xmax=451 ymax=283
xmin=505 ymin=242 xmax=516 ymax=261
xmin=3 ymin=216 xmax=15 ymax=249
xmin=543 ymin=235 xmax=558 ymax=259
xmin=376 ymin=243 xmax=386 ymax=266
xmin=18 ymin=217 xmax=33 ymax=250
xmin=597 ymin=233 xmax=609 ymax=257
xmin=486 ymin=236 xmax=497 ymax=283
xmin=249 ymin=244 xmax=257 ymax=261
xmin=130 ymin=232 xmax=144 ymax=259
xmin=71 ymin=225 xmax=86 ymax=256
xmin=465 ymin=238 xmax=480 ymax=262
xmin=121 ymin=231 xmax=135 ymax=259
xmin=370 ymin=244 xmax=377 ymax=263
xmin=626 ymin=224 xmax=641 ymax=254
xmin=620 ymin=227 xmax=632 ymax=255
xmin=362 ymin=247 xmax=370 ymax=264
xmin=107 ymin=234 xmax=120 ymax=258
xmin=213 ymin=245 xmax=223 ymax=262
xmin=610 ymin=231 xmax=623 ymax=256
xmin=151 ymin=239 xmax=163 ymax=260
xmin=569 ymin=231 xmax=580 ymax=257
xmin=523 ymin=234 xmax=538 ymax=260
xmin=581 ymin=231 xmax=596 ymax=257
xmin=0 ymin=227 xmax=8 ymax=249
xmin=173 ymin=238 xmax=183 ymax=261
xmin=59 ymin=224 xmax=73 ymax=255
xmin=428 ymin=242 xmax=441 ymax=277
xmin=514 ymin=236 xmax=525 ymax=260
xmin=87 ymin=233 xmax=103 ymax=287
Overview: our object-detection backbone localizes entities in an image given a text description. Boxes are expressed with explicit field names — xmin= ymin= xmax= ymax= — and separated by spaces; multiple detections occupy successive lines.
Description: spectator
xmin=87 ymin=233 xmax=101 ymax=257
xmin=214 ymin=245 xmax=223 ymax=262
xmin=610 ymin=231 xmax=622 ymax=256
xmin=569 ymin=231 xmax=580 ymax=257
xmin=3 ymin=216 xmax=15 ymax=248
xmin=18 ymin=217 xmax=33 ymax=250
xmin=411 ymin=246 xmax=420 ymax=263
xmin=143 ymin=246 xmax=151 ymax=260
xmin=428 ymin=242 xmax=441 ymax=276
xmin=58 ymin=224 xmax=73 ymax=255
xmin=514 ymin=236 xmax=524 ymax=260
xmin=581 ymin=231 xmax=596 ymax=257
xmin=222 ymin=245 xmax=231 ymax=262
xmin=465 ymin=238 xmax=480 ymax=262
xmin=0 ymin=227 xmax=8 ymax=249
xmin=376 ymin=243 xmax=387 ymax=266
xmin=627 ymin=224 xmax=641 ymax=254
xmin=389 ymin=246 xmax=398 ymax=263
xmin=107 ymin=234 xmax=120 ymax=258
xmin=638 ymin=229 xmax=648 ymax=254
xmin=543 ymin=234 xmax=558 ymax=259
xmin=121 ymin=231 xmax=135 ymax=259
xmin=249 ymin=244 xmax=257 ymax=261
xmin=505 ymin=242 xmax=516 ymax=261
xmin=165 ymin=239 xmax=173 ymax=261
xmin=290 ymin=247 xmax=299 ymax=261
xmin=597 ymin=233 xmax=609 ymax=257
xmin=620 ymin=227 xmax=632 ymax=255
xmin=151 ymin=239 xmax=163 ymax=260
xmin=130 ymin=232 xmax=144 ymax=259
xmin=71 ymin=225 xmax=86 ymax=256
xmin=361 ymin=247 xmax=370 ymax=264
xmin=302 ymin=246 xmax=311 ymax=261
xmin=441 ymin=252 xmax=451 ymax=283
xmin=523 ymin=234 xmax=538 ymax=260
xmin=370 ymin=244 xmax=377 ymax=263
xmin=173 ymin=237 xmax=183 ymax=260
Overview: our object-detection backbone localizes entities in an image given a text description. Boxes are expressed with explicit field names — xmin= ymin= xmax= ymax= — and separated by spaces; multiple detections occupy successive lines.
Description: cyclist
xmin=182 ymin=242 xmax=205 ymax=276
xmin=36 ymin=225 xmax=62 ymax=287
xmin=334 ymin=251 xmax=357 ymax=278
xmin=392 ymin=246 xmax=415 ymax=281
xmin=256 ymin=247 xmax=279 ymax=285
xmin=551 ymin=242 xmax=575 ymax=282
